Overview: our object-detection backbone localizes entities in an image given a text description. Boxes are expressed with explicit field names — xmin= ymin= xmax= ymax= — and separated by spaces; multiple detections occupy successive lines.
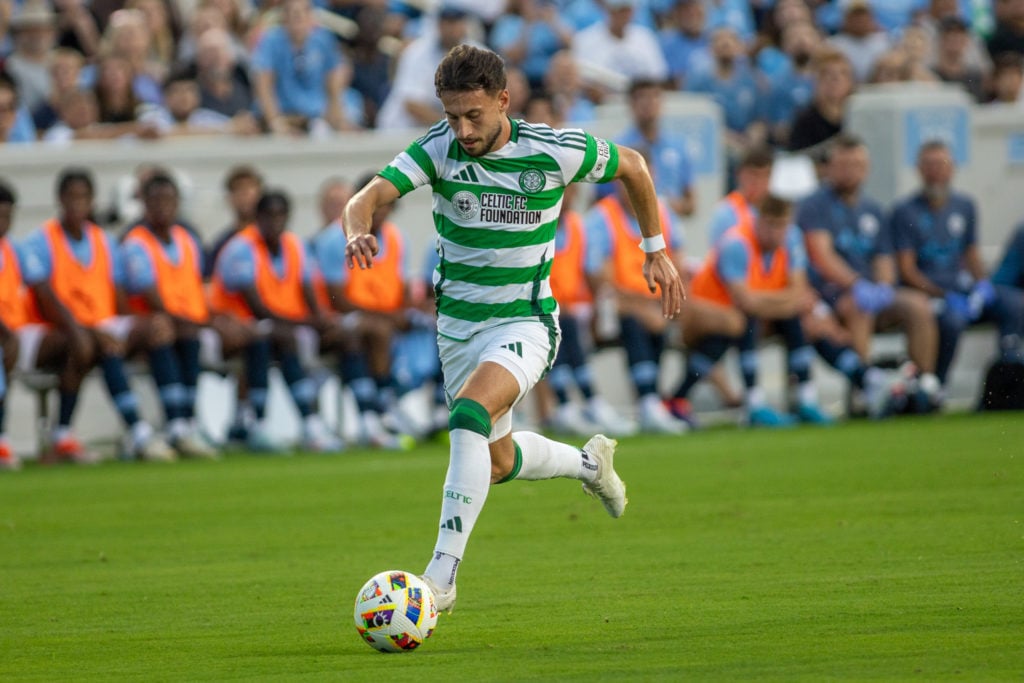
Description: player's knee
xmin=148 ymin=313 xmax=176 ymax=347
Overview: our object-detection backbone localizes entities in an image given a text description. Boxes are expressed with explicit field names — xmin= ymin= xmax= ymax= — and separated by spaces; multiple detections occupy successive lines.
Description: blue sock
xmin=59 ymin=391 xmax=78 ymax=427
xmin=340 ymin=352 xmax=376 ymax=413
xmin=177 ymin=338 xmax=201 ymax=420
xmin=245 ymin=340 xmax=270 ymax=419
xmin=676 ymin=335 xmax=732 ymax=399
xmin=574 ymin=364 xmax=595 ymax=400
xmin=547 ymin=364 xmax=572 ymax=404
xmin=280 ymin=351 xmax=315 ymax=418
xmin=150 ymin=344 xmax=185 ymax=422
xmin=100 ymin=356 xmax=140 ymax=427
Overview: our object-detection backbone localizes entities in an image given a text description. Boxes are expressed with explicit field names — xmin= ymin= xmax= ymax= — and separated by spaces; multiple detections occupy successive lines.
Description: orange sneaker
xmin=0 ymin=439 xmax=20 ymax=471
xmin=52 ymin=435 xmax=100 ymax=465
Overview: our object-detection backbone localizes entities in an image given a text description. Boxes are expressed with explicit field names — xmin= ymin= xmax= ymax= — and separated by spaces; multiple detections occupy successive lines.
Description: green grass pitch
xmin=1 ymin=413 xmax=1022 ymax=681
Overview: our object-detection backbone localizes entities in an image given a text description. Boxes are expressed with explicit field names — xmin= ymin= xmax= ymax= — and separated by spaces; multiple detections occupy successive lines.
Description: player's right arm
xmin=343 ymin=177 xmax=401 ymax=270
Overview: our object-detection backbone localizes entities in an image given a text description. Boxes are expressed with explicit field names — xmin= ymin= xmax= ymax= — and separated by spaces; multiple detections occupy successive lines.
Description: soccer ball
xmin=353 ymin=570 xmax=438 ymax=653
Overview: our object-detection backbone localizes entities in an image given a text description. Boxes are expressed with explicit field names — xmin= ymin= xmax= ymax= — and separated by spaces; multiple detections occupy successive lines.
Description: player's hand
xmin=345 ymin=234 xmax=379 ymax=270
xmin=643 ymin=251 xmax=685 ymax=319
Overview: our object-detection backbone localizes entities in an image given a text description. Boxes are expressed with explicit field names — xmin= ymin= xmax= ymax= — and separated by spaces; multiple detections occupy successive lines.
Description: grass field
xmin=1 ymin=413 xmax=1022 ymax=681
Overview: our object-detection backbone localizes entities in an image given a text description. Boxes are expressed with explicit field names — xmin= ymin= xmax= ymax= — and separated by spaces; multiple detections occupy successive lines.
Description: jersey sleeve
xmin=16 ymin=230 xmax=53 ymax=285
xmin=569 ymin=130 xmax=620 ymax=185
xmin=378 ymin=130 xmax=443 ymax=196
xmin=312 ymin=228 xmax=349 ymax=285
xmin=708 ymin=204 xmax=738 ymax=247
xmin=217 ymin=239 xmax=257 ymax=292
xmin=121 ymin=239 xmax=157 ymax=293
xmin=785 ymin=225 xmax=808 ymax=273
xmin=717 ymin=237 xmax=751 ymax=284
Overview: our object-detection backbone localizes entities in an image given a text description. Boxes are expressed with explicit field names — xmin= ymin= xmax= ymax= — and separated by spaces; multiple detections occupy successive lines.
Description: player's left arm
xmin=612 ymin=145 xmax=685 ymax=319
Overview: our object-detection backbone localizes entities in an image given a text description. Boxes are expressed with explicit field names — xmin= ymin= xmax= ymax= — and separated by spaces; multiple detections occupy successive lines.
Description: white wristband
xmin=639 ymin=234 xmax=666 ymax=253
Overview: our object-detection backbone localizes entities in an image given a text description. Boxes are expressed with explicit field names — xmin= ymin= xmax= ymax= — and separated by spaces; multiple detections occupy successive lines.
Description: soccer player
xmin=674 ymin=194 xmax=833 ymax=426
xmin=122 ymin=172 xmax=266 ymax=456
xmin=890 ymin=140 xmax=1024 ymax=391
xmin=343 ymin=45 xmax=684 ymax=613
xmin=209 ymin=189 xmax=342 ymax=452
xmin=19 ymin=167 xmax=177 ymax=462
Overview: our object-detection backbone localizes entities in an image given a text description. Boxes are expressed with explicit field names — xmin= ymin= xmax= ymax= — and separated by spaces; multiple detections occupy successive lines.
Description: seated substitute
xmin=209 ymin=190 xmax=342 ymax=452
xmin=891 ymin=140 xmax=1024 ymax=392
xmin=19 ymin=168 xmax=179 ymax=462
xmin=796 ymin=133 xmax=942 ymax=411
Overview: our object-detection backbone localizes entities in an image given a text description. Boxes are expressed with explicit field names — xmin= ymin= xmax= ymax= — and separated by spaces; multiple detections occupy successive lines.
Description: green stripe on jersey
xmin=378 ymin=166 xmax=415 ymax=196
xmin=440 ymin=259 xmax=552 ymax=287
xmin=437 ymin=216 xmax=558 ymax=249
xmin=438 ymin=295 xmax=558 ymax=323
xmin=405 ymin=143 xmax=437 ymax=184
xmin=435 ymin=181 xmax=564 ymax=209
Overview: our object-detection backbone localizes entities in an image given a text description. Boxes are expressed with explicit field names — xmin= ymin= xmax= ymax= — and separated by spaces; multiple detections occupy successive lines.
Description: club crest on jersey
xmin=518 ymin=168 xmax=545 ymax=194
xmin=859 ymin=213 xmax=879 ymax=237
xmin=947 ymin=213 xmax=965 ymax=237
xmin=451 ymin=190 xmax=480 ymax=220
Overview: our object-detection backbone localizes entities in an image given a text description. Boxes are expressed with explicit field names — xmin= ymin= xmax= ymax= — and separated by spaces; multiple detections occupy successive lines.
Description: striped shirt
xmin=379 ymin=118 xmax=620 ymax=341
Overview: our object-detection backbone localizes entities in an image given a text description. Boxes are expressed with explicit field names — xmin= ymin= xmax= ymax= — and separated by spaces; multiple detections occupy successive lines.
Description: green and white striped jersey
xmin=379 ymin=118 xmax=620 ymax=341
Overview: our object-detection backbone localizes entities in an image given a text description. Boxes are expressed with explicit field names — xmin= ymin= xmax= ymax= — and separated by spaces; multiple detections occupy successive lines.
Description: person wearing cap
xmin=5 ymin=0 xmax=57 ymax=115
xmin=827 ymin=0 xmax=892 ymax=83
xmin=572 ymin=0 xmax=669 ymax=97
xmin=376 ymin=4 xmax=477 ymax=131
xmin=930 ymin=15 xmax=988 ymax=101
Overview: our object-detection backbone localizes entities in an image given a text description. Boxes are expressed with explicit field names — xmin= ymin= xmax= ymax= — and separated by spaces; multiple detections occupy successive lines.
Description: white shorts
xmin=198 ymin=327 xmax=223 ymax=368
xmin=95 ymin=315 xmax=135 ymax=343
xmin=14 ymin=323 xmax=49 ymax=373
xmin=438 ymin=320 xmax=560 ymax=442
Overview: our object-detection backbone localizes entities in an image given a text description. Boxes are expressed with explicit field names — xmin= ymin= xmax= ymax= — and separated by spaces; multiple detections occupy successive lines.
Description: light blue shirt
xmin=717 ymin=225 xmax=807 ymax=284
xmin=19 ymin=225 xmax=124 ymax=287
xmin=121 ymin=228 xmax=204 ymax=294
xmin=583 ymin=199 xmax=683 ymax=275
xmin=251 ymin=26 xmax=344 ymax=119
xmin=310 ymin=221 xmax=409 ymax=287
xmin=215 ymin=233 xmax=313 ymax=292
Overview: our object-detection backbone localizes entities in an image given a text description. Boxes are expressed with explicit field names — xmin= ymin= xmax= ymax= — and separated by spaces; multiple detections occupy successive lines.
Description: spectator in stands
xmin=686 ymin=27 xmax=766 ymax=169
xmin=827 ymin=0 xmax=891 ymax=83
xmin=918 ymin=0 xmax=992 ymax=76
xmin=796 ymin=134 xmax=942 ymax=411
xmin=252 ymin=0 xmax=353 ymax=136
xmin=546 ymin=184 xmax=634 ymax=437
xmin=376 ymin=4 xmax=474 ymax=131
xmin=93 ymin=54 xmax=144 ymax=124
xmin=505 ymin=65 xmax=532 ymax=119
xmin=788 ymin=49 xmax=855 ymax=155
xmin=42 ymin=87 xmax=161 ymax=143
xmin=987 ymin=52 xmax=1024 ymax=105
xmin=205 ymin=164 xmax=264 ymax=279
xmin=0 ymin=71 xmax=39 ymax=143
xmin=993 ymin=218 xmax=1024 ymax=291
xmin=209 ymin=189 xmax=343 ymax=452
xmin=101 ymin=8 xmax=165 ymax=102
xmin=19 ymin=167 xmax=178 ymax=461
xmin=126 ymin=0 xmax=176 ymax=73
xmin=659 ymin=0 xmax=712 ymax=89
xmin=613 ymin=79 xmax=696 ymax=218
xmin=121 ymin=173 xmax=229 ymax=458
xmin=708 ymin=145 xmax=772 ymax=248
xmin=541 ymin=50 xmax=595 ymax=124
xmin=174 ymin=27 xmax=254 ymax=119
xmin=572 ymin=0 xmax=669 ymax=99
xmin=584 ymin=180 xmax=690 ymax=434
xmin=705 ymin=0 xmax=756 ymax=43
xmin=763 ymin=21 xmax=820 ymax=149
xmin=175 ymin=0 xmax=247 ymax=68
xmin=347 ymin=4 xmax=393 ymax=129
xmin=139 ymin=74 xmax=260 ymax=136
xmin=987 ymin=0 xmax=1024 ymax=59
xmin=678 ymin=194 xmax=835 ymax=426
xmin=753 ymin=0 xmax=815 ymax=80
xmin=6 ymin=0 xmax=57 ymax=118
xmin=490 ymin=0 xmax=573 ymax=90
xmin=311 ymin=173 xmax=416 ymax=448
xmin=930 ymin=16 xmax=987 ymax=100
xmin=891 ymin=140 xmax=1024 ymax=392
xmin=53 ymin=0 xmax=102 ymax=59
xmin=31 ymin=46 xmax=83 ymax=134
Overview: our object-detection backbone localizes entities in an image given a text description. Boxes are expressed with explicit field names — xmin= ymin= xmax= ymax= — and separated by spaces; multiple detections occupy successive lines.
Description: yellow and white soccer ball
xmin=353 ymin=570 xmax=438 ymax=653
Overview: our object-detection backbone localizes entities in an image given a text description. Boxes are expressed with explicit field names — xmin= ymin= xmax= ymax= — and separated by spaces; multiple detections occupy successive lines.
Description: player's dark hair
xmin=759 ymin=194 xmax=793 ymax=218
xmin=224 ymin=164 xmax=263 ymax=192
xmin=435 ymin=44 xmax=507 ymax=97
xmin=256 ymin=189 xmax=290 ymax=215
xmin=141 ymin=171 xmax=179 ymax=197
xmin=0 ymin=70 xmax=17 ymax=101
xmin=916 ymin=138 xmax=950 ymax=160
xmin=56 ymin=166 xmax=95 ymax=197
xmin=992 ymin=52 xmax=1024 ymax=76
xmin=0 ymin=179 xmax=17 ymax=205
xmin=739 ymin=145 xmax=775 ymax=170
xmin=830 ymin=132 xmax=865 ymax=153
xmin=628 ymin=78 xmax=664 ymax=97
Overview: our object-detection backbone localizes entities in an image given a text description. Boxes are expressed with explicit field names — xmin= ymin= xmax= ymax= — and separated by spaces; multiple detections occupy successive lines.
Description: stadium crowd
xmin=1 ymin=0 xmax=1024 ymax=469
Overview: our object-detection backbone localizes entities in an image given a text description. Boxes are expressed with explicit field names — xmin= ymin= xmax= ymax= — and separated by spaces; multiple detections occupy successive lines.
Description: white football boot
xmin=419 ymin=575 xmax=457 ymax=614
xmin=580 ymin=434 xmax=627 ymax=518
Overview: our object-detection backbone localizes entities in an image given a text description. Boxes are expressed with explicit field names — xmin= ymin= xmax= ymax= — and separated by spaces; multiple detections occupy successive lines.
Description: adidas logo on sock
xmin=581 ymin=451 xmax=598 ymax=472
xmin=440 ymin=516 xmax=463 ymax=532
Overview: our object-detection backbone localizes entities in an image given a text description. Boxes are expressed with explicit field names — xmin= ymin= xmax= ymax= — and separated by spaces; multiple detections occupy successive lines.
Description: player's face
xmin=755 ymin=213 xmax=791 ymax=252
xmin=144 ymin=184 xmax=179 ymax=228
xmin=441 ymin=88 xmax=511 ymax=158
xmin=739 ymin=165 xmax=772 ymax=203
xmin=257 ymin=202 xmax=289 ymax=247
xmin=918 ymin=148 xmax=954 ymax=188
xmin=827 ymin=146 xmax=868 ymax=194
xmin=59 ymin=180 xmax=94 ymax=226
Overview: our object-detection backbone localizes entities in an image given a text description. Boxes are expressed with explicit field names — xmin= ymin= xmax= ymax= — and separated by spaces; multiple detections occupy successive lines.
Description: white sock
xmin=168 ymin=418 xmax=190 ymax=440
xmin=511 ymin=430 xmax=595 ymax=483
xmin=424 ymin=427 xmax=491 ymax=587
xmin=746 ymin=386 xmax=766 ymax=410
xmin=797 ymin=381 xmax=817 ymax=407
xmin=130 ymin=421 xmax=153 ymax=447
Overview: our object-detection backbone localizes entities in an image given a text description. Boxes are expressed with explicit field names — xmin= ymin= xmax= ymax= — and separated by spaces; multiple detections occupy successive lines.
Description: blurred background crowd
xmin=0 ymin=0 xmax=1021 ymax=147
